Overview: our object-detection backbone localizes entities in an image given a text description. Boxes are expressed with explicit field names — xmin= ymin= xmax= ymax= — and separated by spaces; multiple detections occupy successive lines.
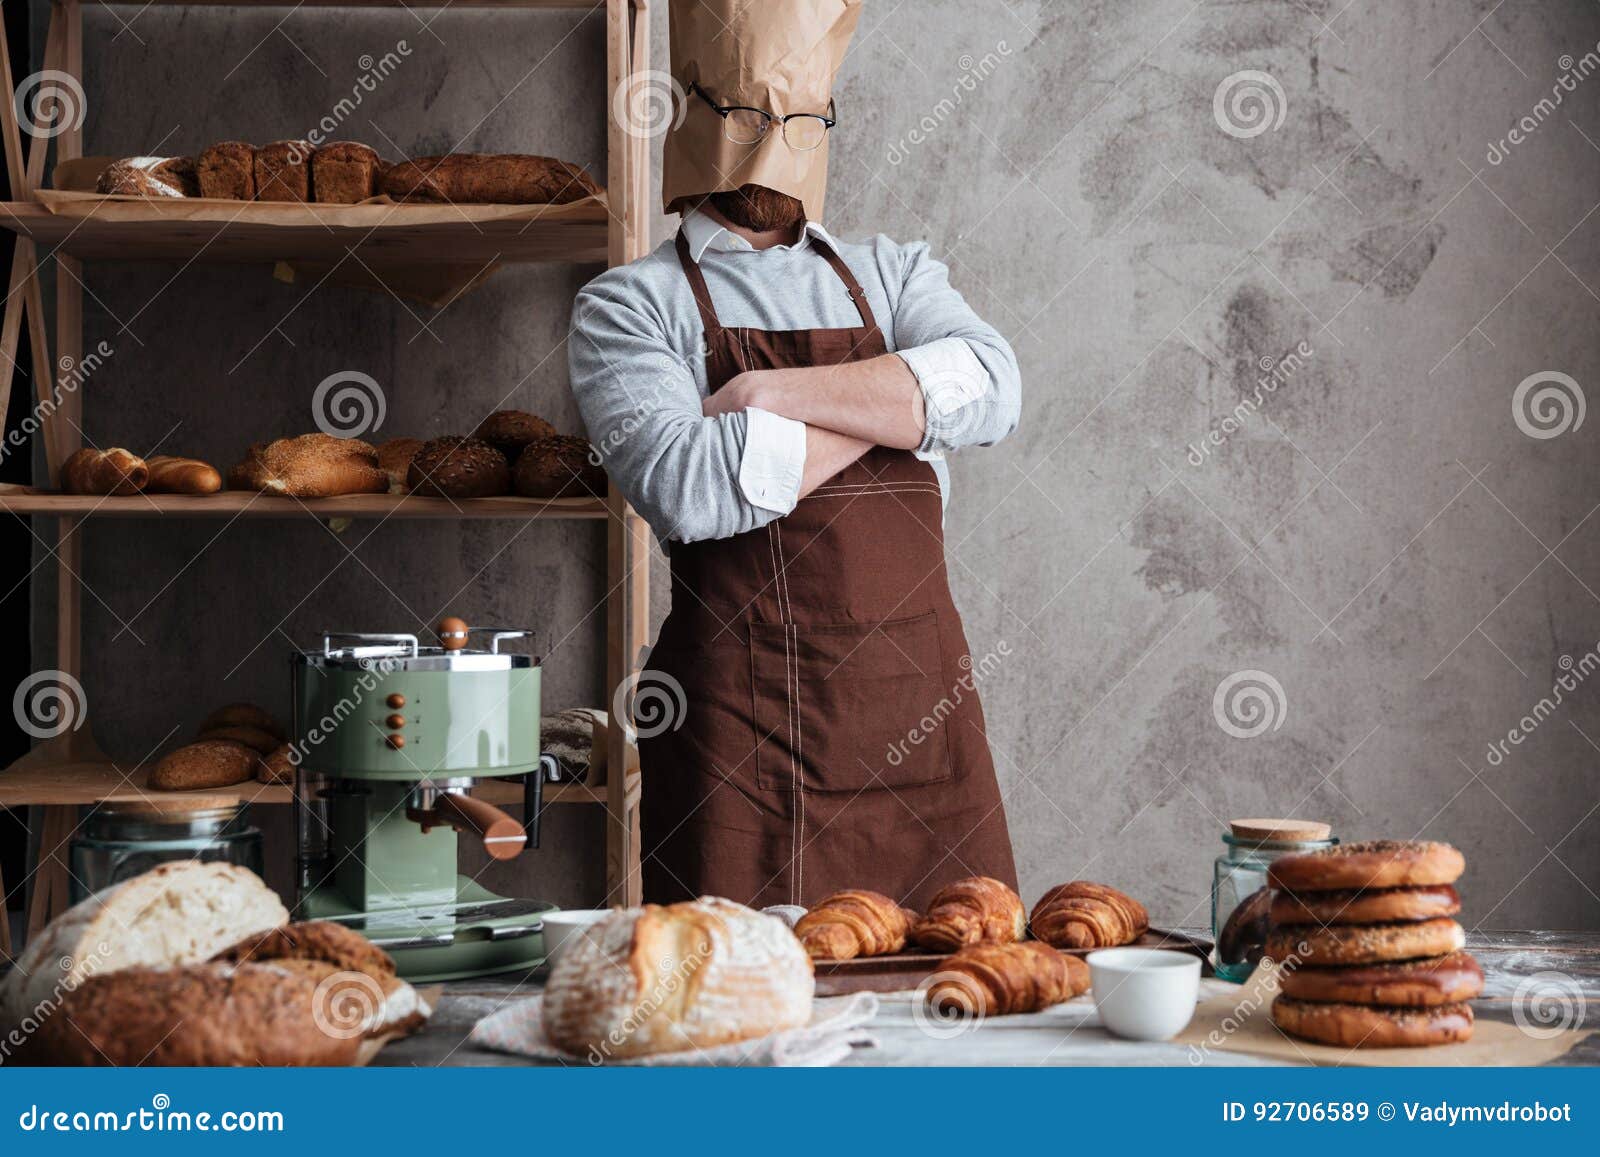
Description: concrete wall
xmin=33 ymin=1 xmax=1600 ymax=929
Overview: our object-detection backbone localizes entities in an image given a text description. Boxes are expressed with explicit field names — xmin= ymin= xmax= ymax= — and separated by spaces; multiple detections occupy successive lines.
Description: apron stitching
xmin=768 ymin=521 xmax=798 ymax=906
xmin=775 ymin=528 xmax=804 ymax=905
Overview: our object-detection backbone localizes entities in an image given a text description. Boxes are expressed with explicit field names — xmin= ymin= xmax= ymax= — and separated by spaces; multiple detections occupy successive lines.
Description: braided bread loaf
xmin=925 ymin=942 xmax=1089 ymax=1018
xmin=1029 ymin=881 xmax=1148 ymax=950
xmin=794 ymin=890 xmax=916 ymax=960
xmin=910 ymin=876 xmax=1026 ymax=953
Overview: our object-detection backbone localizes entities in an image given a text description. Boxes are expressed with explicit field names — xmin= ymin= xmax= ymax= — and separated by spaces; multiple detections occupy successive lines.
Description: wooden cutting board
xmin=812 ymin=928 xmax=1214 ymax=996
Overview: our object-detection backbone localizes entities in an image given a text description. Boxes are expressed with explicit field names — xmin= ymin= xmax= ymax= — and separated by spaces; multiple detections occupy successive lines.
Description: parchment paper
xmin=1174 ymin=960 xmax=1591 ymax=1067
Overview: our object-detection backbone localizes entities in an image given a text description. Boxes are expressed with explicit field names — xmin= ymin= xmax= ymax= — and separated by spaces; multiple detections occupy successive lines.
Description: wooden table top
xmin=377 ymin=928 xmax=1600 ymax=1067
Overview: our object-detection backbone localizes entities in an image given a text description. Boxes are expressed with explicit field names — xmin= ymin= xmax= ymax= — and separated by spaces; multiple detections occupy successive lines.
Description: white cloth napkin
xmin=469 ymin=992 xmax=878 ymax=1067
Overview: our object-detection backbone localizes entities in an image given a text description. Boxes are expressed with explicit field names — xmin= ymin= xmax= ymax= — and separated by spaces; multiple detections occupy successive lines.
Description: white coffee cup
xmin=540 ymin=909 xmax=611 ymax=967
xmin=1087 ymin=947 xmax=1202 ymax=1041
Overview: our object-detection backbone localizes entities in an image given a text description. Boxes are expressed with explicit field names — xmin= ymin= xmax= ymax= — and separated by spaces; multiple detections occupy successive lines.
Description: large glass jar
xmin=69 ymin=800 xmax=264 ymax=902
xmin=1212 ymin=820 xmax=1335 ymax=982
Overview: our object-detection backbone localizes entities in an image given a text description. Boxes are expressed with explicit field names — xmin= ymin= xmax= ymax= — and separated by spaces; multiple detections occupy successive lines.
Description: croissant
xmin=794 ymin=890 xmax=914 ymax=960
xmin=910 ymin=876 xmax=1025 ymax=953
xmin=1029 ymin=881 xmax=1149 ymax=949
xmin=925 ymin=942 xmax=1089 ymax=1018
xmin=61 ymin=447 xmax=147 ymax=495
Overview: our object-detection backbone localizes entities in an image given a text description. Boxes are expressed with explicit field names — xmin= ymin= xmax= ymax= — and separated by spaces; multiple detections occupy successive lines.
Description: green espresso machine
xmin=290 ymin=619 xmax=554 ymax=981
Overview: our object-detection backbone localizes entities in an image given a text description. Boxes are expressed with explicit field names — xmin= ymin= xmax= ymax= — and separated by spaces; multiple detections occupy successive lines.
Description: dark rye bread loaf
xmin=254 ymin=140 xmax=312 ymax=202
xmin=312 ymin=142 xmax=383 ymax=203
xmin=380 ymin=153 xmax=601 ymax=205
xmin=197 ymin=141 xmax=256 ymax=199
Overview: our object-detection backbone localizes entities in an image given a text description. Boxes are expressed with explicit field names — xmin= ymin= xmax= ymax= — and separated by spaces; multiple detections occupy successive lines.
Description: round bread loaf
xmin=213 ymin=919 xmax=395 ymax=977
xmin=474 ymin=410 xmax=556 ymax=461
xmin=197 ymin=724 xmax=281 ymax=755
xmin=0 ymin=861 xmax=287 ymax=1030
xmin=407 ymin=436 xmax=511 ymax=499
xmin=1271 ymin=995 xmax=1474 ymax=1048
xmin=375 ymin=437 xmax=424 ymax=494
xmin=1279 ymin=951 xmax=1484 ymax=1006
xmin=1267 ymin=840 xmax=1465 ymax=892
xmin=1271 ymin=884 xmax=1461 ymax=927
xmin=1265 ymin=916 xmax=1465 ymax=966
xmin=149 ymin=740 xmax=258 ymax=791
xmin=513 ymin=435 xmax=607 ymax=499
xmin=229 ymin=433 xmax=386 ymax=498
xmin=541 ymin=897 xmax=813 ymax=1059
xmin=198 ymin=702 xmax=284 ymax=739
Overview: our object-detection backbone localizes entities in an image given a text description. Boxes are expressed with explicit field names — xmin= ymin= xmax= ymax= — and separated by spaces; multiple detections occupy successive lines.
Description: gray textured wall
xmin=31 ymin=1 xmax=1600 ymax=930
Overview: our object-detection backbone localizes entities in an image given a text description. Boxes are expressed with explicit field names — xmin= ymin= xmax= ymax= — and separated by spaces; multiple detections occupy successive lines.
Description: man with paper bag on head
xmin=570 ymin=0 xmax=1021 ymax=910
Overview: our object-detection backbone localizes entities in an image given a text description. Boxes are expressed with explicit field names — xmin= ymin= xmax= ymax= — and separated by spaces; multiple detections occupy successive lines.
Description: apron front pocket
xmin=750 ymin=611 xmax=954 ymax=793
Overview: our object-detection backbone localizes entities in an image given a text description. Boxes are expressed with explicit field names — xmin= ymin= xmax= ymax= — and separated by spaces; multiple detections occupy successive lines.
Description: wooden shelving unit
xmin=0 ymin=0 xmax=652 ymax=940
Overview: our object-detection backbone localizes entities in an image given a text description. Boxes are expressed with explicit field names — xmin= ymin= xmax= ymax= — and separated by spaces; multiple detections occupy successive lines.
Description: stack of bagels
xmin=1264 ymin=839 xmax=1481 ymax=1048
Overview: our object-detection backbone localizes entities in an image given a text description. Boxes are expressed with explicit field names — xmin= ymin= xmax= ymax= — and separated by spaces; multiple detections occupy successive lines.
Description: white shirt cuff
xmin=739 ymin=406 xmax=807 ymax=515
xmin=897 ymin=338 xmax=992 ymax=456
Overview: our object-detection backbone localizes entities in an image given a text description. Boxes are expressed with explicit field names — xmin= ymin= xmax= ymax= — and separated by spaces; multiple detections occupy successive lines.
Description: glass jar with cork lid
xmin=1212 ymin=818 xmax=1335 ymax=982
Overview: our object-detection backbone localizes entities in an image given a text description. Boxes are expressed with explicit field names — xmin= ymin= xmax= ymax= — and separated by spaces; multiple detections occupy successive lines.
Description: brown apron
xmin=639 ymin=229 xmax=1018 ymax=912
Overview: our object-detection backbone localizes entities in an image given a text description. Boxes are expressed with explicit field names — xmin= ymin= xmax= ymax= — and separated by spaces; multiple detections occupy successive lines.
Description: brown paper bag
xmin=662 ymin=0 xmax=861 ymax=219
xmin=1175 ymin=960 xmax=1592 ymax=1067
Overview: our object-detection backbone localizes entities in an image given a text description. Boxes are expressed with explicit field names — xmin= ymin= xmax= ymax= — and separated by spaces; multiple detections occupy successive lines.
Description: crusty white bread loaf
xmin=541 ymin=897 xmax=814 ymax=1059
xmin=0 ymin=861 xmax=287 ymax=1028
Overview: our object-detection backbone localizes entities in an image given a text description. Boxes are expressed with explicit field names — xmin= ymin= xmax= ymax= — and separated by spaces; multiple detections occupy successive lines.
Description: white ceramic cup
xmin=540 ymin=909 xmax=611 ymax=967
xmin=1087 ymin=947 xmax=1202 ymax=1041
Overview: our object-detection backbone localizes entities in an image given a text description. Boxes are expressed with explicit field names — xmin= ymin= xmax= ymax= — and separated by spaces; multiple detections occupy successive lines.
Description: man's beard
xmin=707 ymin=184 xmax=806 ymax=232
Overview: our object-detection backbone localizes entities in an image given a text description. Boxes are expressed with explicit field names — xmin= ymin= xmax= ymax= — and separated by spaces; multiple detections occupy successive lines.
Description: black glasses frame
xmin=689 ymin=82 xmax=837 ymax=149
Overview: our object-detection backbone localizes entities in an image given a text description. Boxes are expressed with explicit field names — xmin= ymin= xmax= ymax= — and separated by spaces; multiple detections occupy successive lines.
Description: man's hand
xmin=701 ymin=369 xmax=774 ymax=419
xmin=700 ymin=355 xmax=927 ymax=449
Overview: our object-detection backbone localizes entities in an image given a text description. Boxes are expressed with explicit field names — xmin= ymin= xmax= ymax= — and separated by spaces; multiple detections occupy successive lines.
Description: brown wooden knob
xmin=385 ymin=713 xmax=406 ymax=729
xmin=428 ymin=792 xmax=526 ymax=861
xmin=437 ymin=616 xmax=469 ymax=651
xmin=385 ymin=734 xmax=406 ymax=750
xmin=386 ymin=693 xmax=406 ymax=709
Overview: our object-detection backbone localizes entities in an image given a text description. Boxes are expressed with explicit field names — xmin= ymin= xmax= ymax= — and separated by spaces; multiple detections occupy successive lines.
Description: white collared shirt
xmin=569 ymin=209 xmax=1021 ymax=544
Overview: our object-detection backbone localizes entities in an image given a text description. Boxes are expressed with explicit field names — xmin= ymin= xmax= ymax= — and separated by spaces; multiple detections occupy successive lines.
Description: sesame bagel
xmin=1271 ymin=996 xmax=1474 ymax=1048
xmin=1270 ymin=884 xmax=1461 ymax=927
xmin=1268 ymin=840 xmax=1464 ymax=892
xmin=1279 ymin=951 xmax=1484 ymax=1006
xmin=1265 ymin=917 xmax=1465 ymax=966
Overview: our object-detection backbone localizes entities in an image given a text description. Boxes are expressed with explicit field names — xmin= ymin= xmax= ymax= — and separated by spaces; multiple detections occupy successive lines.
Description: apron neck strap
xmin=673 ymin=227 xmax=882 ymax=337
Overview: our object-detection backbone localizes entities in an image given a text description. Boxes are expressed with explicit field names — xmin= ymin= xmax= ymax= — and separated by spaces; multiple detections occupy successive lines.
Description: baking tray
xmin=812 ymin=928 xmax=1214 ymax=996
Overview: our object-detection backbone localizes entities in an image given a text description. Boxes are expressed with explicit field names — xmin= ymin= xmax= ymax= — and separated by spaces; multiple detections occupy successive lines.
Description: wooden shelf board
xmin=0 ymin=488 xmax=608 ymax=520
xmin=0 ymin=200 xmax=610 ymax=266
xmin=0 ymin=760 xmax=608 ymax=807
